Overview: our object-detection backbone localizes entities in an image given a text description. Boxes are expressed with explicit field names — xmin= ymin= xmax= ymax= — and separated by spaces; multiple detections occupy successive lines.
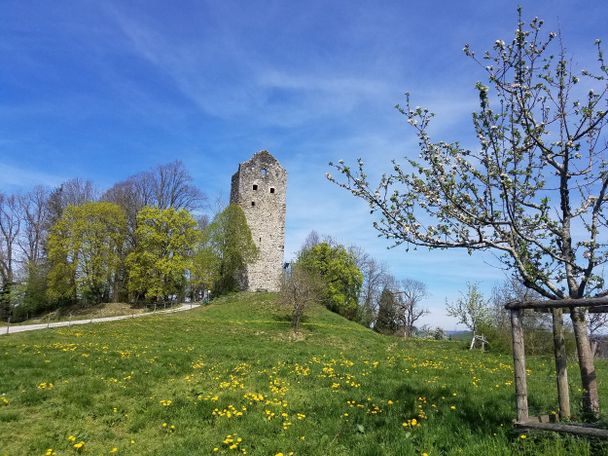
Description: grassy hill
xmin=0 ymin=293 xmax=606 ymax=455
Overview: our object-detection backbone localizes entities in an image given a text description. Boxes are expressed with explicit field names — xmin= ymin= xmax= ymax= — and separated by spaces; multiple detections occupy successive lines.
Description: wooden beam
xmin=505 ymin=296 xmax=608 ymax=310
xmin=551 ymin=309 xmax=570 ymax=420
xmin=515 ymin=421 xmax=608 ymax=439
xmin=533 ymin=306 xmax=608 ymax=313
xmin=511 ymin=309 xmax=528 ymax=423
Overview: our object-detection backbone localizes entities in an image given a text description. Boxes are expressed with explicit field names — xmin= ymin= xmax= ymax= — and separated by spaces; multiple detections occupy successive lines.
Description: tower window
xmin=261 ymin=167 xmax=268 ymax=177
xmin=251 ymin=201 xmax=255 ymax=207
xmin=270 ymin=187 xmax=275 ymax=194
xmin=253 ymin=184 xmax=258 ymax=190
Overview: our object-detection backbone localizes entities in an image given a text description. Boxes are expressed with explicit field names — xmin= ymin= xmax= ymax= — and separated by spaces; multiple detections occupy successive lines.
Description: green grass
xmin=0 ymin=292 xmax=606 ymax=455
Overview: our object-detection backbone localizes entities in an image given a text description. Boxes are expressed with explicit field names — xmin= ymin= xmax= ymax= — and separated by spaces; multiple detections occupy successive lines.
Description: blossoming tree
xmin=328 ymin=9 xmax=607 ymax=417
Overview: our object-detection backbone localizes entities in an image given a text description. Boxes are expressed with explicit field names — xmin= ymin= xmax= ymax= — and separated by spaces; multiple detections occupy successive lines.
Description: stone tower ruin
xmin=230 ymin=150 xmax=287 ymax=292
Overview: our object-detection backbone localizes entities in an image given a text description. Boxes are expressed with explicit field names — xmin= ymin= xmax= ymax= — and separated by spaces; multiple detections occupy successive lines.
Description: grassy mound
xmin=0 ymin=293 xmax=606 ymax=455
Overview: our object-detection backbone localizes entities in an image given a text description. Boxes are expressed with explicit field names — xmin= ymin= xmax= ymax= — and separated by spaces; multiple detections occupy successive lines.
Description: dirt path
xmin=1 ymin=303 xmax=201 ymax=336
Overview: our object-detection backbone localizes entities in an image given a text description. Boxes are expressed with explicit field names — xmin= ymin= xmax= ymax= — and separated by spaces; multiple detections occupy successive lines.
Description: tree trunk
xmin=551 ymin=309 xmax=570 ymax=419
xmin=570 ymin=307 xmax=600 ymax=419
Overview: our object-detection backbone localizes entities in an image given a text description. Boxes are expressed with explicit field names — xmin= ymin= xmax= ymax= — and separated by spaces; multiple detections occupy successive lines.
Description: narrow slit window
xmin=270 ymin=187 xmax=275 ymax=194
xmin=251 ymin=201 xmax=255 ymax=207
xmin=261 ymin=167 xmax=268 ymax=177
xmin=253 ymin=184 xmax=258 ymax=190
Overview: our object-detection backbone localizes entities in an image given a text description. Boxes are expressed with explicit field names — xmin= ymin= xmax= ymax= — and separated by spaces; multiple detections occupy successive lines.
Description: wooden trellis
xmin=505 ymin=297 xmax=608 ymax=439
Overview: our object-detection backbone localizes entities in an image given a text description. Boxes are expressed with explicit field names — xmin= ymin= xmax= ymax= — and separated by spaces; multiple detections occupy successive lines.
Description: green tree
xmin=375 ymin=286 xmax=398 ymax=334
xmin=126 ymin=206 xmax=200 ymax=303
xmin=47 ymin=202 xmax=127 ymax=305
xmin=329 ymin=9 xmax=607 ymax=417
xmin=194 ymin=204 xmax=258 ymax=295
xmin=299 ymin=242 xmax=363 ymax=320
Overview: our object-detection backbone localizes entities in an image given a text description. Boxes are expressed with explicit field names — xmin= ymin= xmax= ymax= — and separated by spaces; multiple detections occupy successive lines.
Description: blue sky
xmin=1 ymin=0 xmax=606 ymax=328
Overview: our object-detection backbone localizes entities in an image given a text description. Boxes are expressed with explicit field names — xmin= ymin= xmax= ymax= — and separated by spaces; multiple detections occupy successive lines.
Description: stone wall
xmin=230 ymin=151 xmax=287 ymax=292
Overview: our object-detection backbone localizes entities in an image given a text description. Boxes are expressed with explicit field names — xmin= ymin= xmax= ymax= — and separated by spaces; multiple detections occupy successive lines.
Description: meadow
xmin=0 ymin=293 xmax=606 ymax=455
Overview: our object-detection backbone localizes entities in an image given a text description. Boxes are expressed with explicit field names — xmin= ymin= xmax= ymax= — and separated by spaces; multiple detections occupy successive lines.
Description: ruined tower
xmin=230 ymin=151 xmax=287 ymax=292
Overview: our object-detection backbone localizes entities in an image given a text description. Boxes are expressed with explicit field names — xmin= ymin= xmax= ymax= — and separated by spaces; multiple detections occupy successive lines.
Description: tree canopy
xmin=126 ymin=206 xmax=199 ymax=303
xmin=298 ymin=242 xmax=363 ymax=320
xmin=194 ymin=204 xmax=258 ymax=295
xmin=47 ymin=202 xmax=126 ymax=305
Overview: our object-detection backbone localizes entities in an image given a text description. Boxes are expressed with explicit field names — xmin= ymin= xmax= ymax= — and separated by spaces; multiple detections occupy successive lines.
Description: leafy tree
xmin=103 ymin=162 xmax=205 ymax=300
xmin=21 ymin=262 xmax=50 ymax=317
xmin=194 ymin=204 xmax=258 ymax=295
xmin=126 ymin=206 xmax=199 ymax=303
xmin=47 ymin=202 xmax=126 ymax=305
xmin=446 ymin=282 xmax=489 ymax=335
xmin=329 ymin=9 xmax=607 ymax=416
xmin=299 ymin=242 xmax=363 ymax=320
xmin=190 ymin=244 xmax=221 ymax=300
xmin=375 ymin=286 xmax=398 ymax=334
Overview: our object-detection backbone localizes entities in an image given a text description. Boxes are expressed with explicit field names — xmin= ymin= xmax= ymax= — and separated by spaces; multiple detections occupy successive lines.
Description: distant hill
xmin=445 ymin=330 xmax=472 ymax=340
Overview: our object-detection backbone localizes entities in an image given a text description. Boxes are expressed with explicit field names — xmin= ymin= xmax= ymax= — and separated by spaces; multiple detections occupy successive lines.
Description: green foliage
xmin=298 ymin=242 xmax=363 ymax=320
xmin=9 ymin=263 xmax=50 ymax=321
xmin=479 ymin=315 xmax=577 ymax=356
xmin=190 ymin=245 xmax=221 ymax=297
xmin=195 ymin=204 xmax=257 ymax=295
xmin=47 ymin=202 xmax=127 ymax=306
xmin=126 ymin=206 xmax=200 ymax=303
xmin=22 ymin=263 xmax=50 ymax=313
xmin=375 ymin=287 xmax=398 ymax=334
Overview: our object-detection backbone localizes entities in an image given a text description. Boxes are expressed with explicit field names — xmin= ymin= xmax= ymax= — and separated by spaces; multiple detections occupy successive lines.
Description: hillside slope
xmin=0 ymin=293 xmax=605 ymax=455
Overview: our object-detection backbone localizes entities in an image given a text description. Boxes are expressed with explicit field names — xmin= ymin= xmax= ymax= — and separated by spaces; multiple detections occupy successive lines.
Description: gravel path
xmin=1 ymin=303 xmax=201 ymax=336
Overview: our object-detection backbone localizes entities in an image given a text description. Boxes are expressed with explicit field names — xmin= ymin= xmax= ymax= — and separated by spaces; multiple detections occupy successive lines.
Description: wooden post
xmin=570 ymin=307 xmax=600 ymax=419
xmin=551 ymin=308 xmax=570 ymax=419
xmin=511 ymin=309 xmax=529 ymax=423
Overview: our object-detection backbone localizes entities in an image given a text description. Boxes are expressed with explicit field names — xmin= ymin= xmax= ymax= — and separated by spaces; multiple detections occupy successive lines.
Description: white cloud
xmin=0 ymin=162 xmax=64 ymax=190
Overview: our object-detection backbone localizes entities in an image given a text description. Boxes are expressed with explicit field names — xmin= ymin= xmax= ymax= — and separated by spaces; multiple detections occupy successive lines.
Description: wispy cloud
xmin=106 ymin=5 xmax=398 ymax=127
xmin=0 ymin=162 xmax=64 ymax=190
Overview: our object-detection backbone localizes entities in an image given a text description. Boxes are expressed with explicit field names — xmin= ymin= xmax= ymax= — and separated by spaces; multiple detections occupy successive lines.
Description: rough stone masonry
xmin=230 ymin=151 xmax=287 ymax=292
